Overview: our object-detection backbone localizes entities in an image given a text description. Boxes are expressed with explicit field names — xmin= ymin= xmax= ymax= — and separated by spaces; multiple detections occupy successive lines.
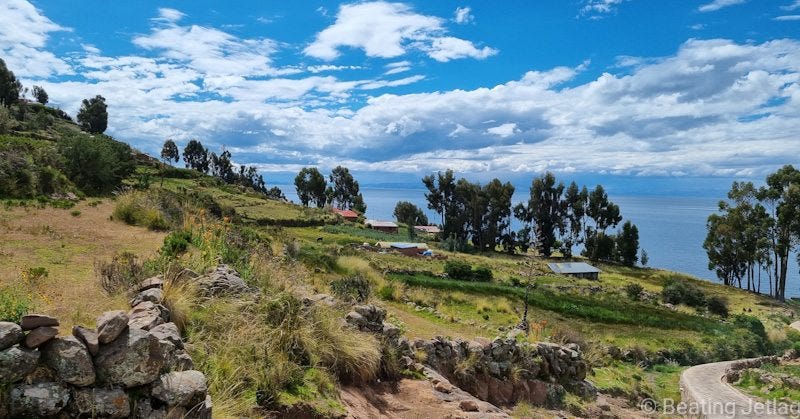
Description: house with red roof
xmin=332 ymin=208 xmax=360 ymax=222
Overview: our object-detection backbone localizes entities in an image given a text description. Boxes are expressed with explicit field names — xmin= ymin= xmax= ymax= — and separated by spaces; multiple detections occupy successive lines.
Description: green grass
xmin=389 ymin=273 xmax=724 ymax=332
xmin=592 ymin=362 xmax=684 ymax=403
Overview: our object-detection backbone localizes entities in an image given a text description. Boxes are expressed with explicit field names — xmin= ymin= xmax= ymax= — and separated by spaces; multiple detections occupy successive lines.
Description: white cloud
xmin=454 ymin=7 xmax=474 ymax=24
xmin=781 ymin=1 xmax=800 ymax=10
xmin=0 ymin=0 xmax=71 ymax=77
xmin=304 ymin=1 xmax=495 ymax=62
xmin=384 ymin=60 xmax=412 ymax=75
xmin=154 ymin=8 xmax=185 ymax=23
xmin=698 ymin=0 xmax=747 ymax=13
xmin=581 ymin=0 xmax=625 ymax=17
xmin=486 ymin=123 xmax=518 ymax=138
xmin=359 ymin=75 xmax=425 ymax=90
xmin=774 ymin=15 xmax=800 ymax=21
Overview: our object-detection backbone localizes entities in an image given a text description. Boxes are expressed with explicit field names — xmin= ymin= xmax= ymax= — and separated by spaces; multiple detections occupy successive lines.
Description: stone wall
xmin=0 ymin=279 xmax=210 ymax=418
xmin=344 ymin=303 xmax=596 ymax=409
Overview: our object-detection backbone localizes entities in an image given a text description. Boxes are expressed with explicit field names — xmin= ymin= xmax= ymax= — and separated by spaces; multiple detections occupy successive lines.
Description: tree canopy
xmin=0 ymin=59 xmax=21 ymax=108
xmin=183 ymin=140 xmax=209 ymax=173
xmin=160 ymin=139 xmax=179 ymax=165
xmin=77 ymin=95 xmax=108 ymax=134
xmin=32 ymin=85 xmax=48 ymax=105
xmin=295 ymin=167 xmax=328 ymax=208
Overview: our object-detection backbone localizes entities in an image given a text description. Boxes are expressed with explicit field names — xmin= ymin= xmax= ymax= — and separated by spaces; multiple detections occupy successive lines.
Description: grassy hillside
xmin=2 ymin=110 xmax=800 ymax=416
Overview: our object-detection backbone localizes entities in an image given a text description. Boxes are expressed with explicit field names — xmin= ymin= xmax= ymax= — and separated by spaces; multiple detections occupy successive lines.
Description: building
xmin=366 ymin=219 xmax=399 ymax=234
xmin=375 ymin=242 xmax=429 ymax=256
xmin=414 ymin=225 xmax=441 ymax=235
xmin=332 ymin=208 xmax=360 ymax=222
xmin=547 ymin=262 xmax=601 ymax=280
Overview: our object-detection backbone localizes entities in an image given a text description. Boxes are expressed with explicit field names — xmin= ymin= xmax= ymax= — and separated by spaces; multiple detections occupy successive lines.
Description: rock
xmin=133 ymin=398 xmax=166 ymax=419
xmin=433 ymin=381 xmax=452 ymax=393
xmin=72 ymin=387 xmax=130 ymax=418
xmin=195 ymin=264 xmax=250 ymax=296
xmin=151 ymin=370 xmax=208 ymax=407
xmin=0 ymin=321 xmax=24 ymax=350
xmin=20 ymin=314 xmax=59 ymax=330
xmin=9 ymin=382 xmax=70 ymax=417
xmin=0 ymin=345 xmax=40 ymax=383
xmin=168 ymin=350 xmax=195 ymax=371
xmin=150 ymin=322 xmax=183 ymax=349
xmin=137 ymin=276 xmax=165 ymax=292
xmin=95 ymin=327 xmax=167 ymax=388
xmin=97 ymin=310 xmax=129 ymax=344
xmin=72 ymin=325 xmax=99 ymax=355
xmin=459 ymin=399 xmax=480 ymax=412
xmin=199 ymin=395 xmax=213 ymax=419
xmin=130 ymin=288 xmax=164 ymax=307
xmin=128 ymin=301 xmax=166 ymax=331
xmin=302 ymin=293 xmax=336 ymax=307
xmin=41 ymin=336 xmax=95 ymax=386
xmin=24 ymin=326 xmax=58 ymax=348
xmin=382 ymin=322 xmax=401 ymax=339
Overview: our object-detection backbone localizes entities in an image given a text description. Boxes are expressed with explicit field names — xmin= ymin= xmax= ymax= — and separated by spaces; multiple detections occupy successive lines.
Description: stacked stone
xmin=342 ymin=303 xmax=595 ymax=410
xmin=0 ymin=277 xmax=211 ymax=418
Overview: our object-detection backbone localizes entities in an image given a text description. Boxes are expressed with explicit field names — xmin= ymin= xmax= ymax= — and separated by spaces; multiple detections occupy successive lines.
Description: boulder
xmin=41 ymin=336 xmax=95 ymax=386
xmin=151 ymin=370 xmax=208 ymax=407
xmin=195 ymin=264 xmax=249 ymax=296
xmin=0 ymin=321 xmax=24 ymax=350
xmin=71 ymin=387 xmax=130 ymax=418
xmin=128 ymin=301 xmax=167 ymax=331
xmin=20 ymin=314 xmax=59 ymax=330
xmin=0 ymin=345 xmax=40 ymax=383
xmin=459 ymin=399 xmax=480 ymax=412
xmin=97 ymin=310 xmax=130 ymax=344
xmin=433 ymin=381 xmax=452 ymax=394
xmin=72 ymin=325 xmax=99 ymax=355
xmin=94 ymin=327 xmax=167 ymax=388
xmin=24 ymin=326 xmax=58 ymax=348
xmin=133 ymin=398 xmax=166 ymax=419
xmin=382 ymin=322 xmax=401 ymax=339
xmin=9 ymin=382 xmax=70 ymax=417
xmin=130 ymin=288 xmax=164 ymax=307
xmin=137 ymin=276 xmax=164 ymax=292
xmin=150 ymin=322 xmax=183 ymax=349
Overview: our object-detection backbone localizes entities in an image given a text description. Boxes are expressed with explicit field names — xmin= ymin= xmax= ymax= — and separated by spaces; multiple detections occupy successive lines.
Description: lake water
xmin=275 ymin=184 xmax=800 ymax=297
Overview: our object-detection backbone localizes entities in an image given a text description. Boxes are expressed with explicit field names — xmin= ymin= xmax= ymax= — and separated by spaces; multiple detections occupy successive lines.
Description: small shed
xmin=366 ymin=219 xmax=399 ymax=234
xmin=548 ymin=262 xmax=601 ymax=280
xmin=332 ymin=208 xmax=360 ymax=222
xmin=414 ymin=225 xmax=441 ymax=235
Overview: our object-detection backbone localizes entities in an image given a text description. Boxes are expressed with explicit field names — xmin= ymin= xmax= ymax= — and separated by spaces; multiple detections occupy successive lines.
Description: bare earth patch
xmin=0 ymin=200 xmax=166 ymax=329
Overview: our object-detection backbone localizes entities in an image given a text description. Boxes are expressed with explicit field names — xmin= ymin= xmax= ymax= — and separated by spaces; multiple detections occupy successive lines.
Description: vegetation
xmin=0 ymin=58 xmax=21 ymax=107
xmin=77 ymin=95 xmax=108 ymax=134
xmin=294 ymin=167 xmax=328 ymax=208
xmin=704 ymin=166 xmax=800 ymax=300
xmin=329 ymin=165 xmax=366 ymax=213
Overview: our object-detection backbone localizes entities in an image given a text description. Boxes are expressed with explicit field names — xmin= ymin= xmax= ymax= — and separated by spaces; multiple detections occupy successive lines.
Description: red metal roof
xmin=333 ymin=208 xmax=360 ymax=218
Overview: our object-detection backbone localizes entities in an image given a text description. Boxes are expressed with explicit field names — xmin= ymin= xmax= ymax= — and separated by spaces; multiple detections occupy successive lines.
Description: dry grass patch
xmin=0 ymin=200 xmax=165 ymax=330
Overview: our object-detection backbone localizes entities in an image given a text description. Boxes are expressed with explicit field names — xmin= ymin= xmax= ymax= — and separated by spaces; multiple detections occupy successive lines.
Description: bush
xmin=624 ymin=283 xmax=644 ymax=300
xmin=330 ymin=275 xmax=372 ymax=303
xmin=444 ymin=260 xmax=473 ymax=280
xmin=732 ymin=314 xmax=770 ymax=354
xmin=162 ymin=230 xmax=193 ymax=257
xmin=706 ymin=295 xmax=729 ymax=317
xmin=661 ymin=279 xmax=706 ymax=308
xmin=377 ymin=283 xmax=396 ymax=301
xmin=95 ymin=251 xmax=144 ymax=294
xmin=0 ymin=287 xmax=31 ymax=322
xmin=58 ymin=134 xmax=135 ymax=194
xmin=70 ymin=210 xmax=81 ymax=217
xmin=472 ymin=266 xmax=493 ymax=282
xmin=112 ymin=190 xmax=170 ymax=231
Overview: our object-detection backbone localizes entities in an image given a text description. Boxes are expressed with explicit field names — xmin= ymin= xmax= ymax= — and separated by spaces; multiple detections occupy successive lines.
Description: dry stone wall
xmin=0 ymin=279 xmax=210 ymax=418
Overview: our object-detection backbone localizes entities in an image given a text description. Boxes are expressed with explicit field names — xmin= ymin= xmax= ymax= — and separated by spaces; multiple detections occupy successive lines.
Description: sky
xmin=1 ymin=0 xmax=799 ymax=192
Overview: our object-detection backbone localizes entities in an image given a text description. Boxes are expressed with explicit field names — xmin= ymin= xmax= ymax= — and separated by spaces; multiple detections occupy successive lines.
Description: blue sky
xmin=2 ymin=0 xmax=799 ymax=191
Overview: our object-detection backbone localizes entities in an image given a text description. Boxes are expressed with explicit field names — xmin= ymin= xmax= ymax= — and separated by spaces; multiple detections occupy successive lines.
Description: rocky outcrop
xmin=343 ymin=303 xmax=595 ymax=409
xmin=194 ymin=264 xmax=251 ymax=296
xmin=0 ymin=294 xmax=210 ymax=417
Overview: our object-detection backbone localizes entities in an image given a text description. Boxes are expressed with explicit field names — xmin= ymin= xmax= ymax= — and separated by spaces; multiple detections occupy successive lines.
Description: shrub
xmin=444 ymin=260 xmax=472 ymax=280
xmin=377 ymin=283 xmax=396 ymax=301
xmin=706 ymin=295 xmax=729 ymax=317
xmin=624 ymin=283 xmax=644 ymax=300
xmin=70 ymin=210 xmax=81 ymax=217
xmin=472 ymin=266 xmax=493 ymax=282
xmin=95 ymin=251 xmax=144 ymax=294
xmin=0 ymin=287 xmax=31 ymax=322
xmin=661 ymin=279 xmax=706 ymax=308
xmin=23 ymin=266 xmax=49 ymax=282
xmin=112 ymin=190 xmax=171 ymax=231
xmin=330 ymin=275 xmax=372 ymax=303
xmin=732 ymin=314 xmax=770 ymax=354
xmin=162 ymin=230 xmax=193 ymax=258
xmin=58 ymin=134 xmax=135 ymax=194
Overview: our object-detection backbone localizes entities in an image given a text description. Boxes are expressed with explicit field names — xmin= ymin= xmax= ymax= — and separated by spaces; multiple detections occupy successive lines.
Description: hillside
xmin=2 ymin=110 xmax=800 ymax=418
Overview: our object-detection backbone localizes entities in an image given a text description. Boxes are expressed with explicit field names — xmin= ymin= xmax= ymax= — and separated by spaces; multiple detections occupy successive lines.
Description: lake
xmin=275 ymin=184 xmax=800 ymax=297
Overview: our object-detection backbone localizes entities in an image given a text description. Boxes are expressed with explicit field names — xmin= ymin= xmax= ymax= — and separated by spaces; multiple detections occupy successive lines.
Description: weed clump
xmin=95 ymin=251 xmax=144 ymax=294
